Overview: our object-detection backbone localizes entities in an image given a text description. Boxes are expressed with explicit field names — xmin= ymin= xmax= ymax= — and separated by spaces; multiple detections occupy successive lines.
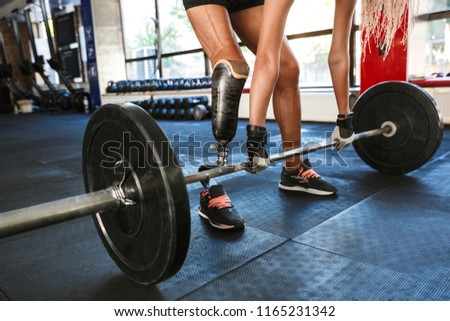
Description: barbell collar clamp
xmin=381 ymin=121 xmax=397 ymax=137
xmin=111 ymin=185 xmax=136 ymax=207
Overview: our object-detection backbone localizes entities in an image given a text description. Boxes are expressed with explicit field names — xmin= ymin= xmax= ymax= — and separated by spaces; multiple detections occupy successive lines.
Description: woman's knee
xmin=255 ymin=55 xmax=280 ymax=83
xmin=328 ymin=51 xmax=348 ymax=69
xmin=277 ymin=54 xmax=300 ymax=88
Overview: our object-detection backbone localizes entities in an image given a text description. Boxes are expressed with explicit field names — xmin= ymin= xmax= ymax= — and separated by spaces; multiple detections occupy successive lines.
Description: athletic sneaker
xmin=198 ymin=185 xmax=245 ymax=230
xmin=279 ymin=159 xmax=337 ymax=196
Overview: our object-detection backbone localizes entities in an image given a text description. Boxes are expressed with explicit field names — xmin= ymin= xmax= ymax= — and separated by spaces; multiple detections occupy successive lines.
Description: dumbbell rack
xmin=103 ymin=88 xmax=212 ymax=120
xmin=102 ymin=88 xmax=211 ymax=103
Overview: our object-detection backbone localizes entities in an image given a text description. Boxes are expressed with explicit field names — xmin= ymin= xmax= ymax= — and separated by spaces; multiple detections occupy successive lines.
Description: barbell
xmin=0 ymin=81 xmax=444 ymax=285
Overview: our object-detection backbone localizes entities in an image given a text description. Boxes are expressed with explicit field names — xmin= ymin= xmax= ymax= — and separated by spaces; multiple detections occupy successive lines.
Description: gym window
xmin=409 ymin=0 xmax=450 ymax=79
xmin=120 ymin=0 xmax=203 ymax=79
xmin=119 ymin=0 xmax=450 ymax=88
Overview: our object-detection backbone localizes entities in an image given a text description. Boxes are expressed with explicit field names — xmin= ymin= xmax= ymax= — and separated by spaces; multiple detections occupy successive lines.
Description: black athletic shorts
xmin=183 ymin=0 xmax=264 ymax=14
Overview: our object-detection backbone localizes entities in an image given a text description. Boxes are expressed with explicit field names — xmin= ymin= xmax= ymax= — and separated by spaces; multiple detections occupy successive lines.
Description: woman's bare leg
xmin=329 ymin=0 xmax=357 ymax=115
xmin=329 ymin=0 xmax=357 ymax=149
xmin=232 ymin=3 xmax=337 ymax=196
xmin=231 ymin=3 xmax=301 ymax=169
xmin=272 ymin=41 xmax=301 ymax=169
xmin=247 ymin=0 xmax=294 ymax=127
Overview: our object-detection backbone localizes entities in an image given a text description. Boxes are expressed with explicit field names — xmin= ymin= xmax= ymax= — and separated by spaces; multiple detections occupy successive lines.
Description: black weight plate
xmin=72 ymin=91 xmax=90 ymax=113
xmin=353 ymin=81 xmax=443 ymax=174
xmin=56 ymin=91 xmax=72 ymax=110
xmin=41 ymin=91 xmax=56 ymax=109
xmin=193 ymin=104 xmax=209 ymax=120
xmin=82 ymin=103 xmax=190 ymax=284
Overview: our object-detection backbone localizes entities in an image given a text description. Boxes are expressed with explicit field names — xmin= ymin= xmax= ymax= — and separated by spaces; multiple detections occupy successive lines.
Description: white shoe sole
xmin=198 ymin=209 xmax=238 ymax=230
xmin=278 ymin=184 xmax=336 ymax=196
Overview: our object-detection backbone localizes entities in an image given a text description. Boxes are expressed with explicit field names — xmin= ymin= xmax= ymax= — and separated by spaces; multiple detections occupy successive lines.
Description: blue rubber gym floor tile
xmin=182 ymin=242 xmax=449 ymax=300
xmin=217 ymin=167 xmax=380 ymax=238
xmin=156 ymin=225 xmax=286 ymax=300
xmin=0 ymin=289 xmax=9 ymax=301
xmin=46 ymin=156 xmax=84 ymax=176
xmin=307 ymin=147 xmax=409 ymax=189
xmin=294 ymin=188 xmax=450 ymax=279
xmin=432 ymin=132 xmax=449 ymax=158
xmin=0 ymin=113 xmax=87 ymax=147
xmin=0 ymin=136 xmax=83 ymax=164
xmin=0 ymin=157 xmax=69 ymax=184
xmin=0 ymin=161 xmax=84 ymax=212
xmin=0 ymin=217 xmax=119 ymax=300
xmin=156 ymin=190 xmax=287 ymax=299
xmin=0 ymin=207 xmax=285 ymax=300
xmin=92 ymin=222 xmax=285 ymax=300
xmin=393 ymin=152 xmax=450 ymax=198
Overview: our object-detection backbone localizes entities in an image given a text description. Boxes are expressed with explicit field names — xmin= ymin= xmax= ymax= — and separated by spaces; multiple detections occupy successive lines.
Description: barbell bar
xmin=0 ymin=124 xmax=392 ymax=239
xmin=0 ymin=81 xmax=444 ymax=285
xmin=184 ymin=125 xmax=392 ymax=184
xmin=0 ymin=188 xmax=120 ymax=239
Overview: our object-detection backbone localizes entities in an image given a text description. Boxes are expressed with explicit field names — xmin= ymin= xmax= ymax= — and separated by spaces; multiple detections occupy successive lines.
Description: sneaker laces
xmin=208 ymin=194 xmax=233 ymax=210
xmin=298 ymin=166 xmax=321 ymax=180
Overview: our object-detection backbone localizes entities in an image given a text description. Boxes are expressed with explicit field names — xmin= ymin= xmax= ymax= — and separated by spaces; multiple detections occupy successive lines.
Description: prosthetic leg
xmin=200 ymin=59 xmax=248 ymax=188
xmin=211 ymin=59 xmax=249 ymax=166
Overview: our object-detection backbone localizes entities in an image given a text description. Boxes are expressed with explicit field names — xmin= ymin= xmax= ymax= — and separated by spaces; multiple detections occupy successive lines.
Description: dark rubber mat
xmin=183 ymin=242 xmax=449 ymax=301
xmin=0 ymin=289 xmax=9 ymax=300
xmin=0 ymin=217 xmax=119 ymax=300
xmin=0 ymin=207 xmax=285 ymax=300
xmin=46 ymin=156 xmax=84 ymax=176
xmin=0 ymin=114 xmax=87 ymax=147
xmin=0 ymin=136 xmax=83 ymax=165
xmin=319 ymin=148 xmax=409 ymax=188
xmin=156 ymin=223 xmax=286 ymax=301
xmin=394 ymin=152 xmax=450 ymax=198
xmin=0 ymin=114 xmax=449 ymax=301
xmin=217 ymin=167 xmax=380 ymax=238
xmin=432 ymin=132 xmax=449 ymax=159
xmin=0 ymin=159 xmax=84 ymax=212
xmin=0 ymin=157 xmax=74 ymax=185
xmin=294 ymin=188 xmax=450 ymax=279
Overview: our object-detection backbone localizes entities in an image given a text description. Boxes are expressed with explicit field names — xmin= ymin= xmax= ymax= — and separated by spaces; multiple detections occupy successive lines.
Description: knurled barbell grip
xmin=184 ymin=126 xmax=391 ymax=185
xmin=0 ymin=188 xmax=121 ymax=239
